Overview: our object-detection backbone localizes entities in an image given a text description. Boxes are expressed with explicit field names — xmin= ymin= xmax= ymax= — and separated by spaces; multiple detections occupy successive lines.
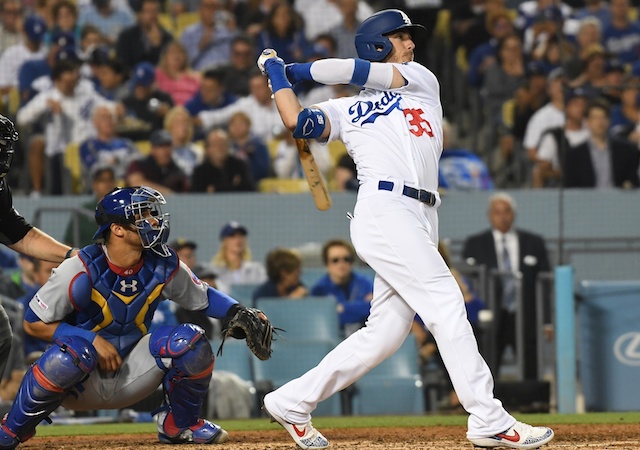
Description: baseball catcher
xmin=0 ymin=186 xmax=273 ymax=449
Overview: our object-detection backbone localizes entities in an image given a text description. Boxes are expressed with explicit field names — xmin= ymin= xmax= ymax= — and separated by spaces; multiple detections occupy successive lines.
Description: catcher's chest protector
xmin=76 ymin=245 xmax=179 ymax=356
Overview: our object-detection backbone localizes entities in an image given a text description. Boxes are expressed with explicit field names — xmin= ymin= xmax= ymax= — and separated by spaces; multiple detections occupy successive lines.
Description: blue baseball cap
xmin=132 ymin=62 xmax=156 ymax=87
xmin=55 ymin=46 xmax=81 ymax=63
xmin=50 ymin=30 xmax=75 ymax=48
xmin=150 ymin=129 xmax=172 ymax=147
xmin=23 ymin=16 xmax=47 ymax=43
xmin=219 ymin=221 xmax=247 ymax=240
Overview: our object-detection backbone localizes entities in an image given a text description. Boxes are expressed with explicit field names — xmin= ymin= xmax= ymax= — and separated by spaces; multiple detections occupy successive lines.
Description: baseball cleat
xmin=156 ymin=410 xmax=228 ymax=444
xmin=263 ymin=396 xmax=329 ymax=449
xmin=468 ymin=421 xmax=554 ymax=449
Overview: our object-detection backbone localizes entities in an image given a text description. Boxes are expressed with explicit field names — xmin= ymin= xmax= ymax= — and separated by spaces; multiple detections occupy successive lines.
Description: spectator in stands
xmin=185 ymin=68 xmax=237 ymax=118
xmin=255 ymin=2 xmax=310 ymax=64
xmin=168 ymin=238 xmax=215 ymax=337
xmin=63 ymin=165 xmax=117 ymax=247
xmin=253 ymin=247 xmax=307 ymax=302
xmin=49 ymin=0 xmax=80 ymax=45
xmin=78 ymin=25 xmax=103 ymax=80
xmin=450 ymin=0 xmax=492 ymax=61
xmin=95 ymin=56 xmax=129 ymax=101
xmin=211 ymin=221 xmax=267 ymax=289
xmin=17 ymin=58 xmax=108 ymax=196
xmin=191 ymin=128 xmax=255 ymax=193
xmin=463 ymin=192 xmax=551 ymax=380
xmin=510 ymin=62 xmax=549 ymax=145
xmin=563 ymin=17 xmax=603 ymax=81
xmin=180 ymin=0 xmax=237 ymax=71
xmin=573 ymin=0 xmax=611 ymax=27
xmin=467 ymin=10 xmax=515 ymax=89
xmin=0 ymin=0 xmax=22 ymax=55
xmin=0 ymin=248 xmax=17 ymax=271
xmin=219 ymin=36 xmax=255 ymax=98
xmin=327 ymin=0 xmax=360 ymax=59
xmin=295 ymin=0 xmax=373 ymax=42
xmin=163 ymin=105 xmax=203 ymax=177
xmin=610 ymin=80 xmax=640 ymax=143
xmin=80 ymin=104 xmax=138 ymax=182
xmin=17 ymin=30 xmax=76 ymax=104
xmin=0 ymin=254 xmax=34 ymax=300
xmin=570 ymin=44 xmax=608 ymax=92
xmin=197 ymin=70 xmax=282 ymax=142
xmin=564 ymin=99 xmax=640 ymax=188
xmin=333 ymin=152 xmax=358 ymax=191
xmin=273 ymin=131 xmax=331 ymax=180
xmin=523 ymin=67 xmax=566 ymax=163
xmin=115 ymin=0 xmax=172 ymax=69
xmin=227 ymin=111 xmax=270 ymax=183
xmin=523 ymin=4 xmax=571 ymax=59
xmin=121 ymin=61 xmax=174 ymax=140
xmin=482 ymin=34 xmax=526 ymax=129
xmin=515 ymin=0 xmax=573 ymax=36
xmin=311 ymin=238 xmax=372 ymax=337
xmin=533 ymin=87 xmax=590 ymax=187
xmin=155 ymin=41 xmax=201 ymax=106
xmin=16 ymin=259 xmax=60 ymax=362
xmin=0 ymin=16 xmax=47 ymax=96
xmin=78 ymin=0 xmax=135 ymax=45
xmin=126 ymin=129 xmax=190 ymax=194
xmin=601 ymin=58 xmax=625 ymax=105
xmin=439 ymin=119 xmax=493 ymax=191
xmin=602 ymin=0 xmax=640 ymax=65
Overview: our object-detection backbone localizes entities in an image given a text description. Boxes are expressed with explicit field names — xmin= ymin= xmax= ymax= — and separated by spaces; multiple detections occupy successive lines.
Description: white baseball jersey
xmin=317 ymin=62 xmax=444 ymax=192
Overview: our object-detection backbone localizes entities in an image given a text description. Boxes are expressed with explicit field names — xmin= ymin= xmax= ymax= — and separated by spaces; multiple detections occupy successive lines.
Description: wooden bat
xmin=295 ymin=138 xmax=332 ymax=211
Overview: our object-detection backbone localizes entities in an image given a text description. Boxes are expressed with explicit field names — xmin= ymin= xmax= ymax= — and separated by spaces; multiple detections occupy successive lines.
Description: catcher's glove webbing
xmin=217 ymin=305 xmax=280 ymax=361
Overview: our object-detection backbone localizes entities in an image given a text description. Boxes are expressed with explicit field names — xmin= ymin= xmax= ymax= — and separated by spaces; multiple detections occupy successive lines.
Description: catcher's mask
xmin=93 ymin=186 xmax=171 ymax=257
xmin=0 ymin=115 xmax=19 ymax=182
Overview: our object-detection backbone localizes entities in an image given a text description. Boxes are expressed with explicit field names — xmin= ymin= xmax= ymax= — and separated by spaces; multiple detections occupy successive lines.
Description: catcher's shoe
xmin=468 ymin=421 xmax=554 ymax=449
xmin=156 ymin=410 xmax=228 ymax=444
xmin=263 ymin=395 xmax=329 ymax=449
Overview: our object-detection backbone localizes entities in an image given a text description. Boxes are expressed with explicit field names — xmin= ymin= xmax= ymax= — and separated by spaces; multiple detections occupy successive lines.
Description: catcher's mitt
xmin=218 ymin=307 xmax=278 ymax=361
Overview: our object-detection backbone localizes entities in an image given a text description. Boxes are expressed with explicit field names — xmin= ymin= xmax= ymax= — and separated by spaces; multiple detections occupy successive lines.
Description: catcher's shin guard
xmin=150 ymin=324 xmax=226 ymax=444
xmin=0 ymin=337 xmax=97 ymax=449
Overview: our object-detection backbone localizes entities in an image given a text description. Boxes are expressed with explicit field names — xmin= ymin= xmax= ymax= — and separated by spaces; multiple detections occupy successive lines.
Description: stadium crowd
xmin=0 ymin=0 xmax=637 ymax=197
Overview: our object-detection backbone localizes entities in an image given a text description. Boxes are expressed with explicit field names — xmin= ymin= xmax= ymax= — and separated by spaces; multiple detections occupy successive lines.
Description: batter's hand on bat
xmin=257 ymin=48 xmax=281 ymax=76
xmin=92 ymin=334 xmax=122 ymax=372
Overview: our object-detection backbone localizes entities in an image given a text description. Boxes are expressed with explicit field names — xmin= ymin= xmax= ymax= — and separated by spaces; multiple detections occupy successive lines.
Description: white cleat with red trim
xmin=469 ymin=421 xmax=554 ymax=449
xmin=263 ymin=395 xmax=329 ymax=449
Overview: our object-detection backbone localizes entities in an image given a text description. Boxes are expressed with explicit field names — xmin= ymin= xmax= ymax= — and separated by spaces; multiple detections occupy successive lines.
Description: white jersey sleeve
xmin=390 ymin=62 xmax=441 ymax=109
xmin=28 ymin=258 xmax=85 ymax=323
xmin=162 ymin=261 xmax=210 ymax=311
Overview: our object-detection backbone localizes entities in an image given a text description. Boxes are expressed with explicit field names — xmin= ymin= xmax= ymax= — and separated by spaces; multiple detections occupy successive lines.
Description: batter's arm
xmin=286 ymin=59 xmax=406 ymax=90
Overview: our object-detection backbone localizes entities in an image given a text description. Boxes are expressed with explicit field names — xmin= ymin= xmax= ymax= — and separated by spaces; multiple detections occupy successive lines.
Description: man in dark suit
xmin=564 ymin=99 xmax=640 ymax=189
xmin=463 ymin=192 xmax=550 ymax=380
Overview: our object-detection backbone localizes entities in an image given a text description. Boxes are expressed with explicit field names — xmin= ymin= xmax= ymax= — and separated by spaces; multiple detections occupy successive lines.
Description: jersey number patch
xmin=403 ymin=108 xmax=433 ymax=137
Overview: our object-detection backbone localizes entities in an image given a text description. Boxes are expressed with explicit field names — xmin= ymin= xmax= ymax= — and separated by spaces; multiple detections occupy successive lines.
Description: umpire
xmin=0 ymin=114 xmax=75 ymax=380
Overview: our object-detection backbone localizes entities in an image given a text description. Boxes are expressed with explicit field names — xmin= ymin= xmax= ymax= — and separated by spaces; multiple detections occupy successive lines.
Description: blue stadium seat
xmin=251 ymin=340 xmax=341 ymax=416
xmin=254 ymin=297 xmax=340 ymax=344
xmin=211 ymin=338 xmax=254 ymax=382
xmin=230 ymin=283 xmax=262 ymax=305
xmin=352 ymin=338 xmax=425 ymax=415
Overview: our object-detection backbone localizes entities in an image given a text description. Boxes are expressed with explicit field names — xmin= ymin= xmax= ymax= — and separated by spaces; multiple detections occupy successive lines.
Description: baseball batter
xmin=259 ymin=9 xmax=554 ymax=450
xmin=0 ymin=186 xmax=271 ymax=449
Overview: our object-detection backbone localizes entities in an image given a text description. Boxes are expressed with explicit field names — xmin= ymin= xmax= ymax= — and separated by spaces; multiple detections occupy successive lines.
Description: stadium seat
xmin=254 ymin=296 xmax=340 ymax=344
xmin=352 ymin=338 xmax=425 ymax=415
xmin=63 ymin=142 xmax=83 ymax=194
xmin=230 ymin=283 xmax=261 ymax=305
xmin=211 ymin=338 xmax=253 ymax=382
xmin=135 ymin=140 xmax=151 ymax=155
xmin=251 ymin=340 xmax=341 ymax=416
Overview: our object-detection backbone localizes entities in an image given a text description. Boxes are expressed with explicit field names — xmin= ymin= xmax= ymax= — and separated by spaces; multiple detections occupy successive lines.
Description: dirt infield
xmin=21 ymin=424 xmax=640 ymax=449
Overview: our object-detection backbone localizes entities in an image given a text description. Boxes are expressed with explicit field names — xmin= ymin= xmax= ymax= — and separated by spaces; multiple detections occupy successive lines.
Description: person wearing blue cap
xmin=121 ymin=61 xmax=174 ymax=140
xmin=78 ymin=0 xmax=135 ymax=45
xmin=0 ymin=15 xmax=47 ymax=93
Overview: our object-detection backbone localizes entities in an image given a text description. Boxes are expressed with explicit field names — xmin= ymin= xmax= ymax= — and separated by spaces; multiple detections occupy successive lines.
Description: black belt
xmin=378 ymin=181 xmax=436 ymax=207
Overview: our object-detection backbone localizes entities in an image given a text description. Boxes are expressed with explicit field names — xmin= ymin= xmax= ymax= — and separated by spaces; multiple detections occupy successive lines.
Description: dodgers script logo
xmin=349 ymin=92 xmax=402 ymax=126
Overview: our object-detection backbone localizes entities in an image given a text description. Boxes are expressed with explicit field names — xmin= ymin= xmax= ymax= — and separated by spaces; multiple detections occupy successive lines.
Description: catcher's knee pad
xmin=150 ymin=324 xmax=214 ymax=429
xmin=0 ymin=336 xmax=97 ymax=445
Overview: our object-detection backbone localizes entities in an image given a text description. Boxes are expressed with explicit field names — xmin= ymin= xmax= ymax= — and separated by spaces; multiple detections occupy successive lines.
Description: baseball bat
xmin=295 ymin=138 xmax=332 ymax=211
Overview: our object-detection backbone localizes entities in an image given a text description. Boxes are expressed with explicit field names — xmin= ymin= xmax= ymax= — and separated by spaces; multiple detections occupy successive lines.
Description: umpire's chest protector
xmin=74 ymin=245 xmax=179 ymax=357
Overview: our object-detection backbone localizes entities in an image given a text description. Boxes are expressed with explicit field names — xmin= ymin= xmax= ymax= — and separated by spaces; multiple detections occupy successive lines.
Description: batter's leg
xmin=264 ymin=274 xmax=415 ymax=425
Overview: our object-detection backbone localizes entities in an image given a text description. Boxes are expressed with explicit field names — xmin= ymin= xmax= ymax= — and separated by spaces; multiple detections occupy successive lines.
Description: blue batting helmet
xmin=93 ymin=186 xmax=171 ymax=257
xmin=355 ymin=9 xmax=427 ymax=62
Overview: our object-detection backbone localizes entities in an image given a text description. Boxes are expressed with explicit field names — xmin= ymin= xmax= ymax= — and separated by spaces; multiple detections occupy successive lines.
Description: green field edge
xmin=35 ymin=412 xmax=640 ymax=437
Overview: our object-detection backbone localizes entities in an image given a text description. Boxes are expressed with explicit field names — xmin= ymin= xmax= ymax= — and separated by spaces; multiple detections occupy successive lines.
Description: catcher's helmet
xmin=93 ymin=186 xmax=171 ymax=257
xmin=0 ymin=115 xmax=19 ymax=180
xmin=355 ymin=9 xmax=427 ymax=62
